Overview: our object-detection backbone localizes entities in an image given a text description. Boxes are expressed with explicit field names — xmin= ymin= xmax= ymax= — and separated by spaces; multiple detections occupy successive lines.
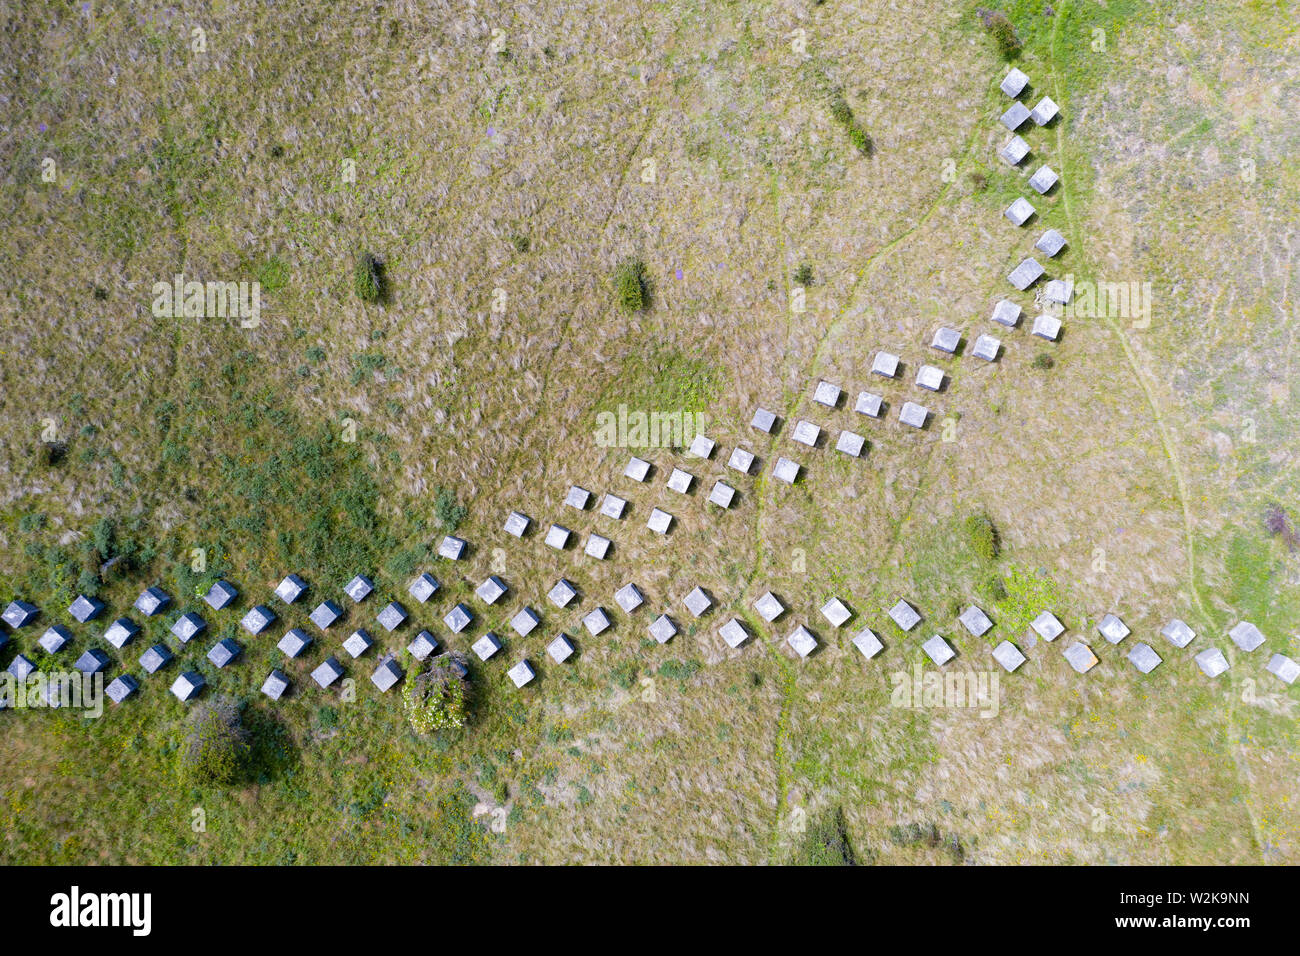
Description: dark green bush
xmin=434 ymin=487 xmax=467 ymax=532
xmin=613 ymin=258 xmax=648 ymax=313
xmin=828 ymin=95 xmax=872 ymax=154
xmin=39 ymin=441 xmax=68 ymax=467
xmin=978 ymin=9 xmax=1022 ymax=59
xmin=354 ymin=252 xmax=386 ymax=303
xmin=829 ymin=96 xmax=853 ymax=126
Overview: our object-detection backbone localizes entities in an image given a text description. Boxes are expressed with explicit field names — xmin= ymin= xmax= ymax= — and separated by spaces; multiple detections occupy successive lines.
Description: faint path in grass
xmin=1048 ymin=1 xmax=1212 ymax=626
xmin=765 ymin=654 xmax=798 ymax=863
xmin=744 ymin=86 xmax=994 ymax=858
xmin=495 ymin=105 xmax=661 ymax=491
xmin=730 ymin=161 xmax=798 ymax=861
xmin=1045 ymin=1 xmax=1262 ymax=860
xmin=807 ymin=85 xmax=997 ymax=381
xmin=783 ymin=82 xmax=994 ymax=573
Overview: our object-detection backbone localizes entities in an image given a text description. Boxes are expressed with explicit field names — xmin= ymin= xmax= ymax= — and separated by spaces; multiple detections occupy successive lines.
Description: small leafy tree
xmin=403 ymin=654 xmax=470 ymax=734
xmin=793 ymin=263 xmax=814 ymax=287
xmin=179 ymin=698 xmax=251 ymax=786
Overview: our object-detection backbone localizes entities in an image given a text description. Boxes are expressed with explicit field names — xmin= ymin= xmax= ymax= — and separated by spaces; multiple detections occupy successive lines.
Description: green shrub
xmin=39 ymin=441 xmax=68 ymax=467
xmin=966 ymin=513 xmax=1000 ymax=562
xmin=829 ymin=96 xmax=853 ymax=126
xmin=18 ymin=513 xmax=47 ymax=533
xmin=509 ymin=233 xmax=530 ymax=253
xmin=75 ymin=569 xmax=100 ymax=597
xmin=353 ymin=252 xmax=386 ymax=303
xmin=846 ymin=123 xmax=872 ymax=154
xmin=403 ymin=655 xmax=469 ymax=734
xmin=978 ymin=9 xmax=1022 ymax=59
xmin=434 ymin=487 xmax=468 ymax=532
xmin=179 ymin=700 xmax=251 ymax=786
xmin=613 ymin=258 xmax=648 ymax=313
xmin=828 ymin=95 xmax=872 ymax=154
xmin=1032 ymin=352 xmax=1055 ymax=370
xmin=793 ymin=263 xmax=814 ymax=286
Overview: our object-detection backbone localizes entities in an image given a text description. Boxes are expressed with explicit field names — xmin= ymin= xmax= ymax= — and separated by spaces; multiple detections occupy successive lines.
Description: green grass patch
xmin=596 ymin=347 xmax=724 ymax=419
xmin=991 ymin=564 xmax=1061 ymax=643
xmin=256 ymin=256 xmax=291 ymax=293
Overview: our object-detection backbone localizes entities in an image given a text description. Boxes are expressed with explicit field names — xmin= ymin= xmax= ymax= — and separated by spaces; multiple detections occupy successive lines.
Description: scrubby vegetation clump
xmin=435 ymin=486 xmax=468 ymax=532
xmin=179 ymin=699 xmax=251 ymax=786
xmin=829 ymin=95 xmax=872 ymax=154
xmin=966 ymin=512 xmax=1001 ymax=562
xmin=402 ymin=655 xmax=470 ymax=734
xmin=613 ymin=258 xmax=649 ymax=313
xmin=792 ymin=807 xmax=858 ymax=865
xmin=354 ymin=251 xmax=386 ymax=303
xmin=978 ymin=9 xmax=1022 ymax=59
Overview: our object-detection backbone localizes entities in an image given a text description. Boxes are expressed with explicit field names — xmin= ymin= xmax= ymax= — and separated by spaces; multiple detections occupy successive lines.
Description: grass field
xmin=1 ymin=0 xmax=1298 ymax=864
